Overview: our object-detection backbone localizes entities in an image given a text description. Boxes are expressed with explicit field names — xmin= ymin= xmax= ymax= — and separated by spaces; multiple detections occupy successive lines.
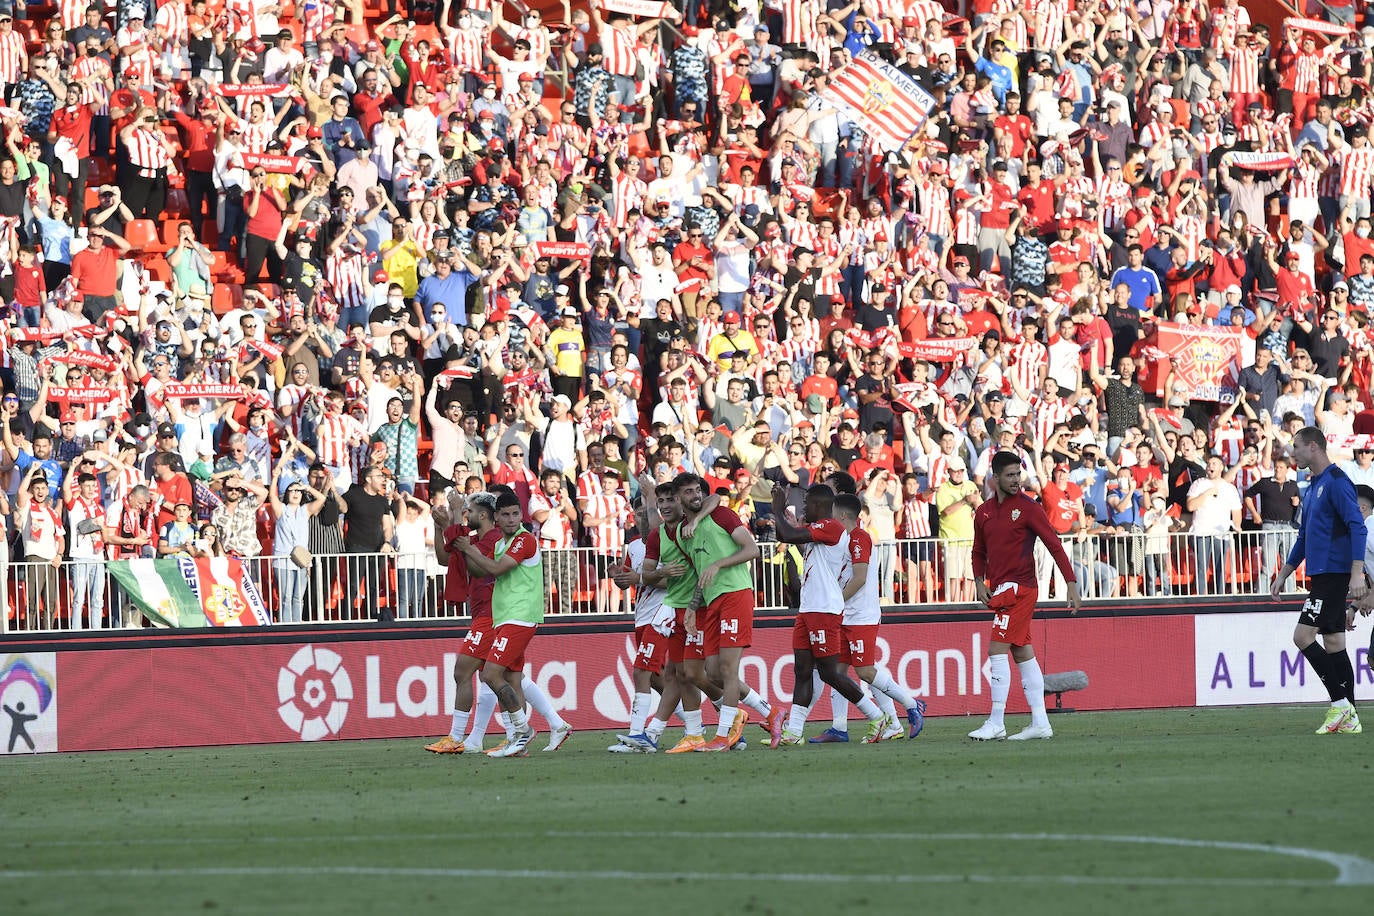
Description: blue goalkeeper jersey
xmin=1288 ymin=464 xmax=1367 ymax=577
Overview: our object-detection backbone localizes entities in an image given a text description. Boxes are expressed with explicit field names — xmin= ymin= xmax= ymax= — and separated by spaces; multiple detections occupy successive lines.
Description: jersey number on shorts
xmin=992 ymin=613 xmax=1011 ymax=632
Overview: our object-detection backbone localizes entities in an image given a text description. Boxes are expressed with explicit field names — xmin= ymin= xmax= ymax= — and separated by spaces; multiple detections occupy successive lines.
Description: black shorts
xmin=1299 ymin=573 xmax=1350 ymax=635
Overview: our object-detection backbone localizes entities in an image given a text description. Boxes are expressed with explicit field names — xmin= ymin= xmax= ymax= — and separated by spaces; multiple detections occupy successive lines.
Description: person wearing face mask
xmin=438 ymin=0 xmax=487 ymax=94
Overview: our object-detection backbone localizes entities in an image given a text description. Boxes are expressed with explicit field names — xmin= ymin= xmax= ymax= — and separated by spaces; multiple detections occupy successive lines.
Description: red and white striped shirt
xmin=1029 ymin=0 xmax=1067 ymax=50
xmin=126 ymin=126 xmax=173 ymax=170
xmin=602 ymin=24 xmax=638 ymax=78
xmin=156 ymin=1 xmax=189 ymax=45
xmin=316 ymin=412 xmax=365 ymax=468
xmin=901 ymin=493 xmax=932 ymax=538
xmin=326 ymin=249 xmax=368 ymax=316
xmin=71 ymin=55 xmax=112 ymax=114
xmin=585 ymin=491 xmax=630 ymax=553
xmin=60 ymin=0 xmax=86 ymax=30
xmin=1227 ymin=44 xmax=1261 ymax=95
xmin=1030 ymin=393 xmax=1074 ymax=449
xmin=611 ymin=172 xmax=647 ymax=226
xmin=1006 ymin=339 xmax=1047 ymax=395
xmin=0 ymin=31 xmax=26 ymax=86
xmin=1294 ymin=51 xmax=1322 ymax=94
xmin=448 ymin=27 xmax=485 ymax=73
xmin=1291 ymin=160 xmax=1323 ymax=201
xmin=1340 ymin=145 xmax=1374 ymax=199
xmin=916 ymin=177 xmax=952 ymax=238
xmin=276 ymin=384 xmax=312 ymax=437
xmin=781 ymin=0 xmax=817 ymax=46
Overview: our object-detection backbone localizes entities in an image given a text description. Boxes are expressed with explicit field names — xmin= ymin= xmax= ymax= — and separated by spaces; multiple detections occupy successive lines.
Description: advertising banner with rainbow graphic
xmin=108 ymin=558 xmax=272 ymax=628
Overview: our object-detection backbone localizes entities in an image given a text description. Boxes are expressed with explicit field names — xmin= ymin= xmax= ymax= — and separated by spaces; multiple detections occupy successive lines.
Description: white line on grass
xmin=0 ymin=865 xmax=1356 ymax=889
xmin=5 ymin=832 xmax=1371 ymax=887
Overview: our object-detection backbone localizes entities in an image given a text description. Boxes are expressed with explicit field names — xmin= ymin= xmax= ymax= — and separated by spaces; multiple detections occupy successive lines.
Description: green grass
xmin=2 ymin=706 xmax=1370 ymax=915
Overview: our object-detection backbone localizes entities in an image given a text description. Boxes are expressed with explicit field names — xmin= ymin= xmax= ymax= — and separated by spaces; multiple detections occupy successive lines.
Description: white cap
xmin=552 ymin=394 xmax=572 ymax=408
xmin=946 ymin=455 xmax=967 ymax=472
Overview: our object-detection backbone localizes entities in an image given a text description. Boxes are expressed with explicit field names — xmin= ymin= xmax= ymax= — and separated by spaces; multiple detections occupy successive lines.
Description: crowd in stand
xmin=2 ymin=0 xmax=1373 ymax=629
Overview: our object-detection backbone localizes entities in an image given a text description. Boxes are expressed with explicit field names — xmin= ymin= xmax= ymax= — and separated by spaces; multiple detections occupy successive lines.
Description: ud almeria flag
xmin=108 ymin=557 xmax=272 ymax=628
xmin=820 ymin=51 xmax=936 ymax=152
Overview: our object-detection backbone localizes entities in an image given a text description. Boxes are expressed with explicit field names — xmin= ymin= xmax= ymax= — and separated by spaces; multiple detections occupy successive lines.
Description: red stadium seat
xmin=124 ymin=219 xmax=163 ymax=253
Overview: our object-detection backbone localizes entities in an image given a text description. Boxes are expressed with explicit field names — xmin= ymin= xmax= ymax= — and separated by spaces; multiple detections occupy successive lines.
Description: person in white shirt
xmin=392 ymin=492 xmax=434 ymax=619
xmin=1187 ymin=455 xmax=1243 ymax=594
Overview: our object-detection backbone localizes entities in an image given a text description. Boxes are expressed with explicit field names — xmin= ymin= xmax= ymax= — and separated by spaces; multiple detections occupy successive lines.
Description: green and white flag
xmin=108 ymin=558 xmax=272 ymax=628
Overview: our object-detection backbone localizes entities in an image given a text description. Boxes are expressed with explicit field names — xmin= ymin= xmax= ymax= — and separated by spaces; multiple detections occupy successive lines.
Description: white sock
xmin=673 ymin=702 xmax=685 ymax=722
xmin=870 ymin=684 xmax=897 ymax=720
xmin=522 ymin=673 xmax=568 ymax=730
xmin=872 ymin=667 xmax=916 ymax=709
xmin=630 ymin=692 xmax=652 ymax=735
xmin=682 ymin=708 xmax=703 ymax=737
xmin=509 ymin=708 xmax=529 ymax=733
xmin=856 ymin=696 xmax=883 ymax=721
xmin=740 ymin=687 xmax=771 ymax=718
xmin=466 ymin=683 xmax=499 ymax=744
xmin=829 ymin=687 xmax=849 ymax=731
xmin=1018 ymin=658 xmax=1048 ymax=728
xmin=786 ymin=704 xmax=808 ymax=734
xmin=646 ymin=716 xmax=669 ymax=740
xmin=716 ymin=704 xmax=738 ymax=737
xmin=449 ymin=709 xmax=470 ymax=741
xmin=811 ymin=669 xmax=824 ymax=702
xmin=502 ymin=712 xmax=515 ymax=740
xmin=1335 ymin=698 xmax=1354 ymax=710
xmin=709 ymin=695 xmax=722 ymax=711
xmin=988 ymin=654 xmax=1010 ymax=728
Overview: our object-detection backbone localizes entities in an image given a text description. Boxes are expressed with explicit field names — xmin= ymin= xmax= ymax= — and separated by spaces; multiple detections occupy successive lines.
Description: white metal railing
xmin=0 ymin=531 xmax=1304 ymax=633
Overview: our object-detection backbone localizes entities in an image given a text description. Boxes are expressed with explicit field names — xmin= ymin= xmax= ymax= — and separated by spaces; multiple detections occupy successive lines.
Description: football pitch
xmin=2 ymin=706 xmax=1368 ymax=915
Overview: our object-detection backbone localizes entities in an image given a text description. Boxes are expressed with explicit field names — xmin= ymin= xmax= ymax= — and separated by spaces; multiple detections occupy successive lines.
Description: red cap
xmin=60 ymin=410 xmax=76 ymax=422
xmin=902 ymin=15 xmax=919 ymax=26
xmin=842 ymin=408 xmax=859 ymax=420
xmin=306 ymin=126 xmax=323 ymax=139
xmin=51 ymin=195 xmax=67 ymax=209
xmin=372 ymin=268 xmax=388 ymax=283
xmin=518 ymin=73 xmax=534 ymax=82
xmin=488 ymin=137 xmax=504 ymax=151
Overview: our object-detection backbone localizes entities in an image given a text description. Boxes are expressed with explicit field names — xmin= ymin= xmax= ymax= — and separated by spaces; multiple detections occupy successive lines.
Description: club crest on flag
xmin=861 ymin=80 xmax=896 ymax=115
xmin=204 ymin=584 xmax=247 ymax=626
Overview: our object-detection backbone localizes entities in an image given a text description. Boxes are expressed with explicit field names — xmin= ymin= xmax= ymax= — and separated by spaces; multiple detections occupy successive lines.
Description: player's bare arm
xmin=698 ymin=526 xmax=760 ymax=591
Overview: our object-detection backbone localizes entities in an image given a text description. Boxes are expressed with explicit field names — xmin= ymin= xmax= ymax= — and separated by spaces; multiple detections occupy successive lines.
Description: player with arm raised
xmin=833 ymin=492 xmax=928 ymax=740
xmin=608 ymin=489 xmax=688 ymax=753
xmin=1272 ymin=427 xmax=1367 ymax=735
xmin=425 ymin=491 xmax=505 ymax=754
xmin=969 ymin=450 xmax=1082 ymax=741
xmin=454 ymin=491 xmax=544 ymax=758
xmin=768 ymin=484 xmax=889 ymax=748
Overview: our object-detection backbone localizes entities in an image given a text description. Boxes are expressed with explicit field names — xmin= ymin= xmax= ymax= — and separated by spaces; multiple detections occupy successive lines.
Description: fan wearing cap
xmin=705 ymin=310 xmax=760 ymax=370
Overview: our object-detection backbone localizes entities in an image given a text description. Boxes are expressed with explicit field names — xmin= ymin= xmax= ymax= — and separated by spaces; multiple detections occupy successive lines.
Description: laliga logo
xmin=592 ymin=636 xmax=639 ymax=724
xmin=278 ymin=644 xmax=353 ymax=741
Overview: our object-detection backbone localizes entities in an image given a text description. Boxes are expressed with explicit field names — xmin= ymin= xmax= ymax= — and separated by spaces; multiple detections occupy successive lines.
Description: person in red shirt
xmin=12 ymin=245 xmax=45 ymax=327
xmin=242 ymin=167 xmax=286 ymax=290
xmin=969 ymin=451 xmax=1081 ymax=742
xmin=1273 ymin=249 xmax=1316 ymax=309
xmin=673 ymin=225 xmax=715 ymax=291
xmin=172 ymin=99 xmax=221 ymax=236
xmin=69 ymin=227 xmax=131 ymax=321
xmin=48 ymin=88 xmax=102 ymax=228
xmin=1040 ymin=463 xmax=1084 ymax=535
xmin=801 ymin=353 xmax=838 ymax=402
xmin=1015 ymin=162 xmax=1056 ymax=234
xmin=150 ymin=450 xmax=193 ymax=530
xmin=993 ymin=92 xmax=1034 ymax=160
xmin=977 ymin=161 xmax=1017 ymax=272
